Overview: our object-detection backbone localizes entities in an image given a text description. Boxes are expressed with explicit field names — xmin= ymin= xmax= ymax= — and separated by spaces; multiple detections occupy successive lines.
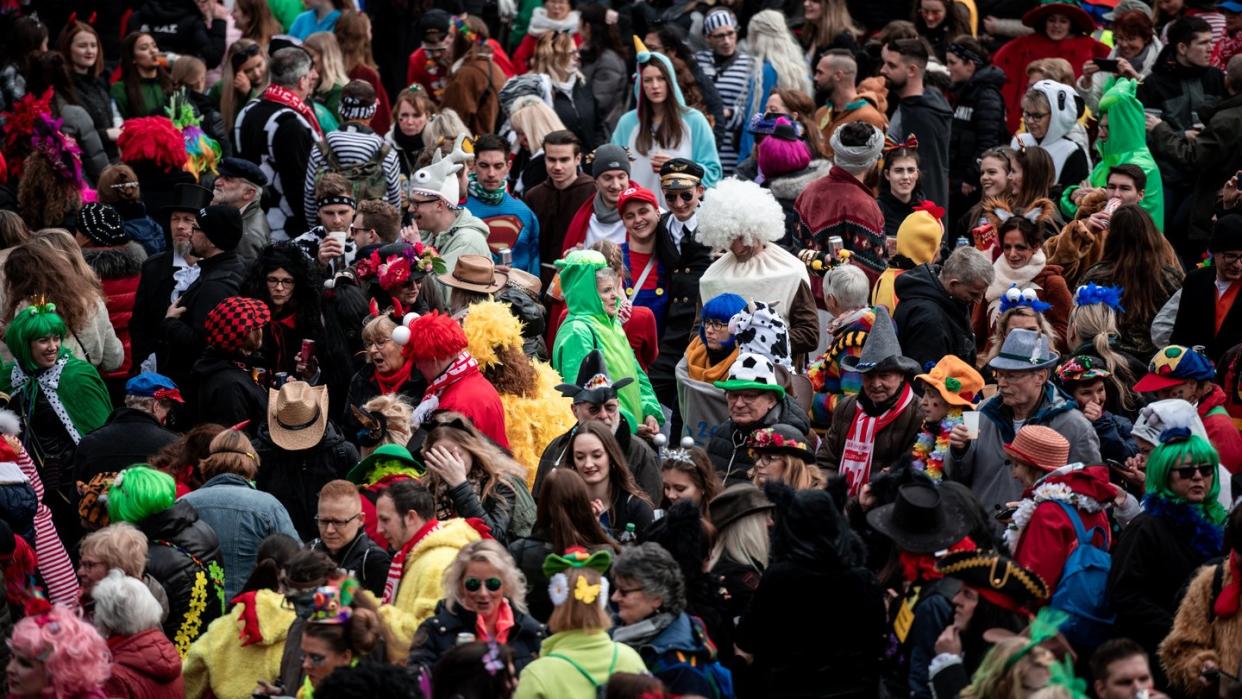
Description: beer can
xmin=827 ymin=236 xmax=844 ymax=256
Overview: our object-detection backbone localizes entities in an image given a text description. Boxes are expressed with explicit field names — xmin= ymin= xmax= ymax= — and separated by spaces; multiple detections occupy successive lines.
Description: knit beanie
xmin=106 ymin=466 xmax=176 ymax=524
xmin=757 ymin=128 xmax=812 ymax=179
xmin=896 ymin=207 xmax=944 ymax=264
xmin=77 ymin=203 xmax=129 ymax=246
xmin=590 ymin=144 xmax=632 ymax=178
xmin=196 ymin=205 xmax=243 ymax=251
xmin=1210 ymin=214 xmax=1242 ymax=254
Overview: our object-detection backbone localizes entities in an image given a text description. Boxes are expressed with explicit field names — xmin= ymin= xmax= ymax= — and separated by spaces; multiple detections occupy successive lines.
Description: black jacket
xmin=138 ymin=500 xmax=224 ymax=645
xmin=159 ymin=250 xmax=247 ymax=392
xmin=343 ymin=365 xmax=427 ymax=447
xmin=878 ymin=190 xmax=919 ymax=241
xmin=890 ymin=88 xmax=953 ymax=209
xmin=0 ymin=482 xmax=37 ymax=552
xmin=1170 ymin=266 xmax=1242 ymax=364
xmin=190 ymin=348 xmax=268 ymax=429
xmin=72 ymin=408 xmax=177 ymax=484
xmin=254 ymin=421 xmax=359 ymax=541
xmin=949 ymin=66 xmax=1008 ymax=188
xmin=892 ymin=263 xmax=977 ymax=371
xmin=532 ymin=417 xmax=662 ymax=504
xmin=131 ymin=252 xmax=178 ymax=373
xmin=131 ymin=0 xmax=226 ymax=69
xmin=408 ymin=599 xmax=546 ymax=672
xmin=1137 ymin=45 xmax=1226 ymax=133
xmin=551 ymin=79 xmax=604 ymax=154
xmin=495 ymin=285 xmax=548 ymax=361
xmin=705 ymin=396 xmax=812 ymax=486
xmin=311 ymin=530 xmax=391 ymax=598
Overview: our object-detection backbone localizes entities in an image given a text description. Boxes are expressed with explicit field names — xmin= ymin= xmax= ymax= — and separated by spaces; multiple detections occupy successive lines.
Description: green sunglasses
xmin=464 ymin=577 xmax=503 ymax=592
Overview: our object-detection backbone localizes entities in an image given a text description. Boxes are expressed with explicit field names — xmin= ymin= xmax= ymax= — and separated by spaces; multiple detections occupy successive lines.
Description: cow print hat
xmin=729 ymin=301 xmax=793 ymax=371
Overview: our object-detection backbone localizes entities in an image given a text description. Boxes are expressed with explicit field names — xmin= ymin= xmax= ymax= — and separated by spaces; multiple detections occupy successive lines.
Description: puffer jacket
xmin=137 ymin=500 xmax=225 ymax=655
xmin=183 ymin=588 xmax=296 ymax=699
xmin=102 ymin=628 xmax=184 ymax=699
xmin=409 ymin=598 xmax=546 ymax=672
xmin=82 ymin=242 xmax=148 ymax=379
xmin=949 ymin=65 xmax=1007 ymax=191
xmin=705 ymin=396 xmax=812 ymax=485
xmin=0 ymin=462 xmax=37 ymax=548
xmin=253 ymin=421 xmax=359 ymax=541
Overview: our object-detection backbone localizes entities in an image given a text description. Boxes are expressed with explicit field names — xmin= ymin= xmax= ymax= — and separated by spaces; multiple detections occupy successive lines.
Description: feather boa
xmin=1141 ymin=494 xmax=1225 ymax=558
xmin=1004 ymin=481 xmax=1105 ymax=553
xmin=911 ymin=409 xmax=962 ymax=481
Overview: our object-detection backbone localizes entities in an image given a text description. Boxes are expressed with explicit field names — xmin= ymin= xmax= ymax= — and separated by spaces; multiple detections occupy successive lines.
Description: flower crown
xmin=354 ymin=243 xmax=445 ymax=291
xmin=999 ymin=285 xmax=1052 ymax=314
xmin=308 ymin=580 xmax=360 ymax=625
xmin=452 ymin=16 xmax=484 ymax=45
xmin=1073 ymin=282 xmax=1125 ymax=313
xmin=746 ymin=427 xmax=808 ymax=452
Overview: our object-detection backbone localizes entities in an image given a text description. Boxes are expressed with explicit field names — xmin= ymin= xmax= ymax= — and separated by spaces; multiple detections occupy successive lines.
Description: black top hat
xmin=165 ymin=183 xmax=214 ymax=214
xmin=555 ymin=350 xmax=634 ymax=404
xmin=865 ymin=482 xmax=971 ymax=554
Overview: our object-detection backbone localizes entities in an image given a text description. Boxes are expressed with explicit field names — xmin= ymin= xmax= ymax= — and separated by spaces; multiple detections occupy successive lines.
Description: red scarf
xmin=421 ymin=352 xmax=480 ymax=401
xmin=374 ymin=357 xmax=416 ymax=396
xmin=839 ymin=384 xmax=915 ymax=497
xmin=383 ymin=519 xmax=440 ymax=604
xmin=262 ymin=84 xmax=323 ymax=138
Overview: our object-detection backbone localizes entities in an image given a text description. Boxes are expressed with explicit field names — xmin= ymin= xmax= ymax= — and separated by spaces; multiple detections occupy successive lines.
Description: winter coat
xmin=310 ymin=530 xmax=391 ymax=598
xmin=427 ymin=210 xmax=493 ymax=308
xmin=994 ymin=33 xmax=1109 ymax=134
xmin=409 ymin=598 xmax=546 ymax=672
xmin=614 ymin=612 xmax=728 ymax=696
xmin=253 ymin=421 xmax=359 ymax=541
xmin=892 ymin=263 xmax=979 ymax=370
xmin=514 ymin=629 xmax=647 ymax=699
xmin=435 ymin=366 xmax=511 ymax=451
xmin=1008 ymin=465 xmax=1114 ymax=593
xmin=72 ymin=407 xmax=178 ymax=484
xmin=443 ymin=55 xmax=507 ymax=136
xmin=83 ymin=242 xmax=148 ymax=378
xmin=706 ymin=395 xmax=812 ymax=485
xmin=817 ymin=391 xmax=924 ymax=477
xmin=496 ymin=284 xmax=549 ymax=362
xmin=57 ymin=99 xmax=109 ymax=184
xmin=1171 ymin=266 xmax=1242 ymax=364
xmin=550 ymin=77 xmax=603 ymax=153
xmin=1108 ymin=507 xmax=1221 ymax=659
xmin=103 ymin=628 xmax=184 ymax=699
xmin=190 ymin=348 xmax=268 ymax=430
xmin=158 ymin=250 xmax=246 ymax=391
xmin=137 ymin=500 xmax=225 ymax=653
xmin=1150 ymin=90 xmax=1242 ymax=245
xmin=113 ymin=201 xmax=166 ymax=257
xmin=131 ymin=252 xmax=179 ymax=368
xmin=889 ymin=88 xmax=953 ymax=209
xmin=534 ymin=417 xmax=663 ymax=504
xmin=946 ymin=385 xmax=1102 ymax=514
xmin=182 ymin=588 xmax=296 ymax=699
xmin=1138 ymin=44 xmax=1227 ymax=133
xmin=131 ymin=0 xmax=226 ymax=68
xmin=1077 ymin=39 xmax=1163 ymax=113
xmin=69 ymin=71 xmax=119 ymax=161
xmin=1159 ymin=561 xmax=1242 ymax=696
xmin=180 ymin=473 xmax=299 ymax=600
xmin=949 ymin=65 xmax=1007 ymax=191
xmin=878 ymin=190 xmax=920 ymax=242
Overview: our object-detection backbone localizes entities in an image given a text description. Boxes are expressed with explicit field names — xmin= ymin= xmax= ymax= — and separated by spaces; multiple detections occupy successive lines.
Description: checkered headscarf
xmin=205 ymin=296 xmax=271 ymax=353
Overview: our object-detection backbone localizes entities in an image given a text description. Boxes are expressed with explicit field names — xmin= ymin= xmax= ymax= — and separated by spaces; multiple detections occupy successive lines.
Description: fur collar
xmin=1004 ymin=480 xmax=1105 ymax=552
xmin=767 ymin=160 xmax=832 ymax=200
xmin=81 ymin=242 xmax=147 ymax=279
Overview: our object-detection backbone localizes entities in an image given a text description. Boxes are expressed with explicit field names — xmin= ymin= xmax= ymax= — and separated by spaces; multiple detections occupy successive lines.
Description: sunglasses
xmin=662 ymin=190 xmax=696 ymax=203
xmin=464 ymin=577 xmax=503 ymax=592
xmin=1171 ymin=463 xmax=1215 ymax=479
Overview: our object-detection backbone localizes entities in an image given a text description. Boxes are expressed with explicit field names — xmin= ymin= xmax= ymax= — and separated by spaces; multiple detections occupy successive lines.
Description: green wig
xmin=1145 ymin=434 xmax=1227 ymax=524
xmin=4 ymin=303 xmax=70 ymax=373
xmin=106 ymin=465 xmax=177 ymax=524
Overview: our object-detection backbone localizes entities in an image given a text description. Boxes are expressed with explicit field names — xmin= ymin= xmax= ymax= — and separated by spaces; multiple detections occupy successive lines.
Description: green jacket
xmin=1060 ymin=78 xmax=1164 ymax=229
xmin=268 ymin=0 xmax=303 ymax=32
xmin=514 ymin=629 xmax=647 ymax=699
xmin=0 ymin=356 xmax=111 ymax=443
xmin=551 ymin=250 xmax=662 ymax=430
xmin=428 ymin=209 xmax=492 ymax=308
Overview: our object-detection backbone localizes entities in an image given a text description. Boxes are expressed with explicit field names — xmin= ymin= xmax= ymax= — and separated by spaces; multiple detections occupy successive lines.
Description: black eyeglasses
xmin=662 ymin=190 xmax=696 ymax=203
xmin=464 ymin=577 xmax=503 ymax=592
xmin=1170 ymin=464 xmax=1215 ymax=479
xmin=314 ymin=512 xmax=361 ymax=529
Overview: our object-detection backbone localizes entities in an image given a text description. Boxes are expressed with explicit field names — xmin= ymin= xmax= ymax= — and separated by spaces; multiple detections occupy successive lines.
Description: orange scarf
xmin=1218 ymin=280 xmax=1241 ymax=334
xmin=685 ymin=336 xmax=737 ymax=384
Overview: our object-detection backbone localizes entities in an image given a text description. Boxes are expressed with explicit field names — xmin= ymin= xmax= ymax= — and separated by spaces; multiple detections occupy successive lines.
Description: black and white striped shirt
xmin=694 ymin=49 xmax=755 ymax=174
xmin=302 ymin=124 xmax=402 ymax=223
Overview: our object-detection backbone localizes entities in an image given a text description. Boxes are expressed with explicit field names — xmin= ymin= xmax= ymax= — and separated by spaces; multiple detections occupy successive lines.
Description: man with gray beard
xmin=531 ymin=350 xmax=662 ymax=503
xmin=131 ymin=183 xmax=213 ymax=375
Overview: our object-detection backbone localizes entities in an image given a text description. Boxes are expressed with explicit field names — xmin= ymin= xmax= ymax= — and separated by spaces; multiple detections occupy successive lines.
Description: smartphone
xmin=993 ymin=504 xmax=1018 ymax=522
xmin=1093 ymin=58 xmax=1120 ymax=72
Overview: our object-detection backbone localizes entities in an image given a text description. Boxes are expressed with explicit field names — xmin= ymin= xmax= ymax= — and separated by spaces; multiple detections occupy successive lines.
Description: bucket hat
xmin=1003 ymin=425 xmax=1071 ymax=472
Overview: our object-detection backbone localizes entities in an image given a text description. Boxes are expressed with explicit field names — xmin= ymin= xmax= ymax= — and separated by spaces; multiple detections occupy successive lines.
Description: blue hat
xmin=1219 ymin=0 xmax=1242 ymax=13
xmin=125 ymin=372 xmax=184 ymax=403
xmin=217 ymin=157 xmax=268 ymax=188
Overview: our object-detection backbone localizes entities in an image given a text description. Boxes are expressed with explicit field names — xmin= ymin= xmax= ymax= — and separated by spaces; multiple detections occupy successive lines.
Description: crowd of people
xmin=2 ymin=0 xmax=1242 ymax=696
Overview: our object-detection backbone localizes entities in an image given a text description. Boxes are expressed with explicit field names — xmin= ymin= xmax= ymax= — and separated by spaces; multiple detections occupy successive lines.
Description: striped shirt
xmin=302 ymin=124 xmax=402 ymax=224
xmin=694 ymin=49 xmax=755 ymax=174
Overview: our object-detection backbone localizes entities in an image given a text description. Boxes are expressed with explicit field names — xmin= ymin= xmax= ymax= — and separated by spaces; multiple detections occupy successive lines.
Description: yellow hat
xmin=914 ymin=355 xmax=984 ymax=407
xmin=896 ymin=209 xmax=944 ymax=264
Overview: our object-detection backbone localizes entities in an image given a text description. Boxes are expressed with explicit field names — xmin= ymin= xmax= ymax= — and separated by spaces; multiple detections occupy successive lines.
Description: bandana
xmin=947 ymin=42 xmax=986 ymax=66
xmin=830 ymin=124 xmax=884 ymax=171
xmin=340 ymin=95 xmax=378 ymax=123
xmin=262 ymin=83 xmax=323 ymax=138
xmin=317 ymin=194 xmax=357 ymax=210
xmin=839 ymin=383 xmax=914 ymax=496
xmin=468 ymin=173 xmax=506 ymax=206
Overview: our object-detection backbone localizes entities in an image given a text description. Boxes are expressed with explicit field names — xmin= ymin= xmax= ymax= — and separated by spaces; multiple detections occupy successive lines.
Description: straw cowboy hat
xmin=267 ymin=381 xmax=329 ymax=451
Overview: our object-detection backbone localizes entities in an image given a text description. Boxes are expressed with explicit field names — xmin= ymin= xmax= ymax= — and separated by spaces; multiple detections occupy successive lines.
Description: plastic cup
xmin=962 ymin=411 xmax=980 ymax=439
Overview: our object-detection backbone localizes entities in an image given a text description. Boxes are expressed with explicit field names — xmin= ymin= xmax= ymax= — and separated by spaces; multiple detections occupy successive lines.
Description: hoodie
xmin=1013 ymin=79 xmax=1092 ymax=188
xmin=182 ymin=588 xmax=296 ymax=699
xmin=104 ymin=628 xmax=185 ymax=699
xmin=551 ymin=251 xmax=662 ymax=431
xmin=428 ymin=209 xmax=492 ymax=309
xmin=949 ymin=65 xmax=1007 ymax=188
xmin=889 ymin=87 xmax=953 ymax=209
xmin=1060 ymin=79 xmax=1164 ymax=228
xmin=891 ymin=264 xmax=977 ymax=371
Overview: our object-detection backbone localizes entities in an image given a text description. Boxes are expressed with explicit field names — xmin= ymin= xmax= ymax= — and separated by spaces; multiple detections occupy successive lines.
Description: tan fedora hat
xmin=267 ymin=381 xmax=329 ymax=451
xmin=500 ymin=266 xmax=542 ymax=297
xmin=439 ymin=254 xmax=508 ymax=294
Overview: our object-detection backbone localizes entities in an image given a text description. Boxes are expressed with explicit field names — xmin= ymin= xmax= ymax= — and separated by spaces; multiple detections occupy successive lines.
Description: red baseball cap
xmin=616 ymin=184 xmax=659 ymax=213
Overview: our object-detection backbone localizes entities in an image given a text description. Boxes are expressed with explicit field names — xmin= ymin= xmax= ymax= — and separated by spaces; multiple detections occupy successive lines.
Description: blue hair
xmin=700 ymin=293 xmax=748 ymax=349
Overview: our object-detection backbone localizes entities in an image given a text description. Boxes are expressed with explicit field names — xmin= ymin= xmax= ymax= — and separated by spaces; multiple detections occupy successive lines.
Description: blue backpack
xmin=1049 ymin=501 xmax=1115 ymax=648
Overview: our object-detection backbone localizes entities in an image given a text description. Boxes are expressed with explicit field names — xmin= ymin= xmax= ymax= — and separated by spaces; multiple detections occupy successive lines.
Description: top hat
xmin=865 ymin=482 xmax=971 ymax=554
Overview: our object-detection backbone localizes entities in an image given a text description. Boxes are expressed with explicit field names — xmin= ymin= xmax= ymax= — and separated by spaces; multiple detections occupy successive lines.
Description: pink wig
xmin=9 ymin=605 xmax=111 ymax=695
xmin=757 ymin=127 xmax=812 ymax=179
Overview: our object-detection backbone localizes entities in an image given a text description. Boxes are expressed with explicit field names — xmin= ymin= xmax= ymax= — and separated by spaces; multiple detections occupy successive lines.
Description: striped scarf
xmin=383 ymin=519 xmax=441 ymax=604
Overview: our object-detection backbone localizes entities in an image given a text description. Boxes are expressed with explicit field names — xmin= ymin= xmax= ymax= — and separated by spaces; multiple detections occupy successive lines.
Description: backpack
xmin=315 ymin=134 xmax=391 ymax=202
xmin=1048 ymin=501 xmax=1115 ymax=648
xmin=645 ymin=616 xmax=735 ymax=699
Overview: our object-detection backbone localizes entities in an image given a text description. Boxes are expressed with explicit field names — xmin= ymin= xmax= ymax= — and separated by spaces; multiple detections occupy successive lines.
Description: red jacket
xmin=101 ymin=274 xmax=140 ymax=379
xmin=993 ymin=33 xmax=1109 ymax=133
xmin=1199 ymin=383 xmax=1242 ymax=473
xmin=102 ymin=629 xmax=184 ymax=699
xmin=405 ymin=41 xmax=516 ymax=101
xmin=1012 ymin=465 xmax=1115 ymax=592
xmin=439 ymin=365 xmax=510 ymax=449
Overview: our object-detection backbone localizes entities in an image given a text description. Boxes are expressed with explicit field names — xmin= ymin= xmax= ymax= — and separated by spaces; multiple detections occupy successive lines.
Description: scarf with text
xmin=262 ymin=83 xmax=323 ymax=138
xmin=839 ymin=383 xmax=914 ymax=497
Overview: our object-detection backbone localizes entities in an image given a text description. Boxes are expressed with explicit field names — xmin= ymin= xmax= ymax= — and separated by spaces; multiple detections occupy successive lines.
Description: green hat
xmin=346 ymin=443 xmax=425 ymax=484
xmin=714 ymin=352 xmax=786 ymax=398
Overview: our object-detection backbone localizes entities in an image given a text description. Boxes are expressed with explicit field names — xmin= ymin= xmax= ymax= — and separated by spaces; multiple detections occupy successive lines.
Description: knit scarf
xmin=412 ymin=352 xmax=480 ymax=426
xmin=262 ymin=83 xmax=323 ymax=138
xmin=839 ymin=384 xmax=914 ymax=497
xmin=593 ymin=191 xmax=621 ymax=225
xmin=685 ymin=336 xmax=738 ymax=383
xmin=374 ymin=357 xmax=416 ymax=397
xmin=383 ymin=518 xmax=440 ymax=604
xmin=985 ymin=251 xmax=1047 ymax=321
xmin=468 ymin=173 xmax=506 ymax=206
xmin=1003 ymin=480 xmax=1105 ymax=553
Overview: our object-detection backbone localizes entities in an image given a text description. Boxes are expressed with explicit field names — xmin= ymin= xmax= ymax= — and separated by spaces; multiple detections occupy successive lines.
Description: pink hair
xmin=9 ymin=605 xmax=111 ymax=694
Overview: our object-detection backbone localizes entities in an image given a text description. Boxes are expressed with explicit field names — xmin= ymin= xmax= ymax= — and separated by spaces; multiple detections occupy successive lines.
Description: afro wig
xmin=696 ymin=177 xmax=785 ymax=250
xmin=117 ymin=116 xmax=189 ymax=174
xmin=106 ymin=465 xmax=177 ymax=524
xmin=406 ymin=311 xmax=467 ymax=361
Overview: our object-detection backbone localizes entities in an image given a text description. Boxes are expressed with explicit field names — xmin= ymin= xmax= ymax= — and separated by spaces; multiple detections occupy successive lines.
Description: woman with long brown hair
xmin=567 ymin=420 xmax=654 ymax=540
xmin=303 ymin=32 xmax=349 ymax=127
xmin=335 ymin=10 xmax=391 ymax=134
xmin=530 ymin=31 xmax=601 ymax=152
xmin=442 ymin=15 xmax=508 ymax=136
xmin=800 ymin=0 xmax=861 ymax=74
xmin=660 ymin=448 xmax=722 ymax=512
xmin=57 ymin=21 xmax=120 ymax=159
xmin=111 ymin=32 xmax=172 ymax=118
xmin=213 ymin=39 xmax=268 ymax=135
xmin=1079 ymin=204 xmax=1183 ymax=359
xmin=508 ymin=467 xmax=618 ymax=622
xmin=232 ymin=0 xmax=282 ymax=48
